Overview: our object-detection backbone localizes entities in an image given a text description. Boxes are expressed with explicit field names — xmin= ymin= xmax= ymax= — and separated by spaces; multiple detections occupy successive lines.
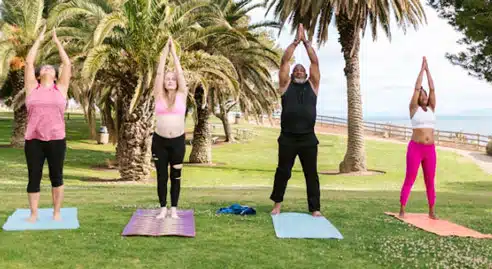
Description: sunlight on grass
xmin=0 ymin=113 xmax=491 ymax=268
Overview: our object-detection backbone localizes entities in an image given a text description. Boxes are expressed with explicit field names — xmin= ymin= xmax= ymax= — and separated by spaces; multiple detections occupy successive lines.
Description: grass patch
xmin=0 ymin=112 xmax=491 ymax=268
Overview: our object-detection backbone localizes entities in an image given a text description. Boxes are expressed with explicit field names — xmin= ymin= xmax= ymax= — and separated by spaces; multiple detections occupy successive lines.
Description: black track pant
xmin=270 ymin=141 xmax=320 ymax=212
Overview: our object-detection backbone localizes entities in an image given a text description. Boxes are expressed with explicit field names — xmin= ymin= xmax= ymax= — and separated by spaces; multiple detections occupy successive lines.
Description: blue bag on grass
xmin=216 ymin=203 xmax=256 ymax=215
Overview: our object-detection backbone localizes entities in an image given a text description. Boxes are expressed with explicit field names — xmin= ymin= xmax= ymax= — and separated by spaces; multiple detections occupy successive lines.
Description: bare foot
xmin=53 ymin=212 xmax=62 ymax=221
xmin=26 ymin=214 xmax=38 ymax=223
xmin=429 ymin=214 xmax=438 ymax=220
xmin=399 ymin=205 xmax=405 ymax=218
xmin=156 ymin=207 xmax=168 ymax=219
xmin=271 ymin=203 xmax=281 ymax=215
xmin=311 ymin=211 xmax=322 ymax=217
xmin=429 ymin=207 xmax=438 ymax=220
xmin=170 ymin=207 xmax=180 ymax=219
xmin=429 ymin=212 xmax=439 ymax=220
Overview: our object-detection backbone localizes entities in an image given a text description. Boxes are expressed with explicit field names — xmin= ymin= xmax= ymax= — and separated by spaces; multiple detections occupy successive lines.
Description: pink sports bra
xmin=155 ymin=92 xmax=186 ymax=115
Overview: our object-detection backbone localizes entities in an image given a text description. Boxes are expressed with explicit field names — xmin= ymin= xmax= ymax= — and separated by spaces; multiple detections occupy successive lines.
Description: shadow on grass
xmin=184 ymin=165 xmax=276 ymax=173
xmin=0 ymin=145 xmax=115 ymax=171
xmin=184 ymin=163 xmax=387 ymax=176
xmin=183 ymin=161 xmax=228 ymax=167
xmin=76 ymin=177 xmax=136 ymax=183
xmin=319 ymin=144 xmax=334 ymax=148
xmin=319 ymin=169 xmax=387 ymax=176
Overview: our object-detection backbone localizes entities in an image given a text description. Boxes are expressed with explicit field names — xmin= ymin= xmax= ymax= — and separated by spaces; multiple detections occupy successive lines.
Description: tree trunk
xmin=11 ymin=105 xmax=27 ymax=147
xmin=337 ymin=15 xmax=367 ymax=173
xmin=243 ymin=110 xmax=249 ymax=122
xmin=9 ymin=69 xmax=27 ymax=148
xmin=220 ymin=112 xmax=234 ymax=142
xmin=87 ymin=104 xmax=96 ymax=140
xmin=215 ymin=98 xmax=234 ymax=142
xmin=268 ymin=115 xmax=275 ymax=126
xmin=189 ymin=86 xmax=212 ymax=163
xmin=116 ymin=90 xmax=154 ymax=181
xmin=83 ymin=93 xmax=97 ymax=140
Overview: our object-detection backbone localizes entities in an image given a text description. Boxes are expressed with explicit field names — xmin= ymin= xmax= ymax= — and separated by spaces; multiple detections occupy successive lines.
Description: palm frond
xmin=82 ymin=44 xmax=113 ymax=81
xmin=93 ymin=12 xmax=127 ymax=46
xmin=265 ymin=0 xmax=427 ymax=45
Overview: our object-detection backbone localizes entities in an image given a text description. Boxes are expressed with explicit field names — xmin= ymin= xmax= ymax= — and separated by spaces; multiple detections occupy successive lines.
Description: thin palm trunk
xmin=87 ymin=104 xmax=96 ymax=139
xmin=243 ymin=110 xmax=249 ymax=122
xmin=215 ymin=96 xmax=234 ymax=142
xmin=10 ymin=69 xmax=27 ymax=148
xmin=189 ymin=86 xmax=212 ymax=163
xmin=337 ymin=15 xmax=367 ymax=173
xmin=219 ymin=111 xmax=234 ymax=142
xmin=79 ymin=90 xmax=97 ymax=140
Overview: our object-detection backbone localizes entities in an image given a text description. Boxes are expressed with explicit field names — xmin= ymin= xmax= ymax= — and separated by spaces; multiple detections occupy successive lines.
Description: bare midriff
xmin=411 ymin=128 xmax=434 ymax=144
xmin=155 ymin=114 xmax=185 ymax=138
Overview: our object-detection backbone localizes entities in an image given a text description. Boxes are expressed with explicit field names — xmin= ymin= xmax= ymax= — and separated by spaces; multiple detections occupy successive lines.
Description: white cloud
xmin=248 ymin=3 xmax=492 ymax=117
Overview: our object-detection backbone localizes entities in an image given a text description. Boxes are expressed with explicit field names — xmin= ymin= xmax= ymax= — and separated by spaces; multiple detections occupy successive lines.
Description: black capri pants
xmin=25 ymin=139 xmax=66 ymax=193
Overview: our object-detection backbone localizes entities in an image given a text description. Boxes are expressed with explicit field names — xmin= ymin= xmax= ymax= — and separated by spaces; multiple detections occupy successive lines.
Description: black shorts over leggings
xmin=25 ymin=139 xmax=66 ymax=193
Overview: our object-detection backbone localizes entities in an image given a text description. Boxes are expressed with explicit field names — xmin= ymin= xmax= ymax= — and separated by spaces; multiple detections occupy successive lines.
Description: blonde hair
xmin=163 ymin=70 xmax=178 ymax=109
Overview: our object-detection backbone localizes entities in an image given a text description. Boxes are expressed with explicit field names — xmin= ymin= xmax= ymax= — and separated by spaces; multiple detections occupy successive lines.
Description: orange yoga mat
xmin=385 ymin=212 xmax=492 ymax=239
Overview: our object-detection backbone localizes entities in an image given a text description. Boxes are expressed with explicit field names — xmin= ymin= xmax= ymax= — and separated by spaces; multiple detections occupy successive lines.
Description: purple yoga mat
xmin=121 ymin=209 xmax=195 ymax=237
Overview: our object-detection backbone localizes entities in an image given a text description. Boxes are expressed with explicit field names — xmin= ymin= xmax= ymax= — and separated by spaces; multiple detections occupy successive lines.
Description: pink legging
xmin=400 ymin=140 xmax=436 ymax=207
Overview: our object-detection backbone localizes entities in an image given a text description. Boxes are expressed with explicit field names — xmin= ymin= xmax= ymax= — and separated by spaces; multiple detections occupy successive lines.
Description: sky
xmin=248 ymin=2 xmax=492 ymax=118
xmin=1 ymin=0 xmax=490 ymax=117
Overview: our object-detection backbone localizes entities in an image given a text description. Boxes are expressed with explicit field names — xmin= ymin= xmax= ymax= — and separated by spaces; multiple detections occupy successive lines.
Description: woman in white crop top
xmin=409 ymin=57 xmax=436 ymax=144
xmin=399 ymin=57 xmax=438 ymax=220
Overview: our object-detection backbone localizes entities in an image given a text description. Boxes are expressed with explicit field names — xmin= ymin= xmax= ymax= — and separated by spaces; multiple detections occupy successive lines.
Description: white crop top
xmin=411 ymin=107 xmax=436 ymax=129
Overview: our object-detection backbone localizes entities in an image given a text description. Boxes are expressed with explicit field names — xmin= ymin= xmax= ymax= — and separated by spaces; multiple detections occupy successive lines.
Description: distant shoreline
xmin=365 ymin=116 xmax=492 ymax=137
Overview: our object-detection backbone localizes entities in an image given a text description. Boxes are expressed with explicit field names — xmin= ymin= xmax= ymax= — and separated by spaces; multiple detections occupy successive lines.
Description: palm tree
xmin=187 ymin=0 xmax=281 ymax=149
xmin=265 ymin=0 xmax=427 ymax=172
xmin=0 ymin=0 xmax=49 ymax=148
xmin=51 ymin=0 xmax=240 ymax=179
xmin=181 ymin=50 xmax=240 ymax=163
xmin=47 ymin=2 xmax=116 ymax=140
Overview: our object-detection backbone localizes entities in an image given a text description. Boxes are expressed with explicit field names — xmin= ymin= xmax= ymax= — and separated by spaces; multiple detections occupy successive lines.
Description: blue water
xmin=365 ymin=115 xmax=492 ymax=137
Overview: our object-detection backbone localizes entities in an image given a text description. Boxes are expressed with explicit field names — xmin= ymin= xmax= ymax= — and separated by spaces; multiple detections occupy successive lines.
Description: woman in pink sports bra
xmin=152 ymin=37 xmax=188 ymax=219
xmin=23 ymin=26 xmax=72 ymax=223
xmin=399 ymin=56 xmax=438 ymax=220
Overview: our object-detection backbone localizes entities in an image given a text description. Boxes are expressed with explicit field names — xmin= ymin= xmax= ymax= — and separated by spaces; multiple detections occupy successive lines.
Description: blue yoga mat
xmin=2 ymin=208 xmax=80 ymax=231
xmin=271 ymin=212 xmax=343 ymax=239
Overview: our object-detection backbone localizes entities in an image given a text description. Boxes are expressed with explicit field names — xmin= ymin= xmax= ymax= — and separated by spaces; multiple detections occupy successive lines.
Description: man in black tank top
xmin=270 ymin=24 xmax=322 ymax=217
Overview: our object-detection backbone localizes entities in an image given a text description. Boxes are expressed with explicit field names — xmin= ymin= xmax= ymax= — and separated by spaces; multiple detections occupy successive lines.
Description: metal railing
xmin=271 ymin=113 xmax=491 ymax=150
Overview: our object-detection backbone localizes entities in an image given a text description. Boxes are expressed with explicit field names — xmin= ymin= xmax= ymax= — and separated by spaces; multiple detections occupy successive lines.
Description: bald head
xmin=291 ymin=64 xmax=308 ymax=83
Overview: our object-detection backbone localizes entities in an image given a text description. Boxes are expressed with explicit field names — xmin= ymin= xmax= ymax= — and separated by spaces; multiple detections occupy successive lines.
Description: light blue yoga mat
xmin=271 ymin=212 xmax=343 ymax=239
xmin=2 ymin=208 xmax=80 ymax=231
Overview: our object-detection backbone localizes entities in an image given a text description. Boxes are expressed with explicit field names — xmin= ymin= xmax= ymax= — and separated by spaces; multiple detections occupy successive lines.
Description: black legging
xmin=151 ymin=133 xmax=185 ymax=207
xmin=25 ymin=139 xmax=66 ymax=193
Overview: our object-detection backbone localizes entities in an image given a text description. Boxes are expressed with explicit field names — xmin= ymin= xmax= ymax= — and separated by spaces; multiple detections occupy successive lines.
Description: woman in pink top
xmin=23 ymin=26 xmax=72 ymax=223
xmin=152 ymin=37 xmax=188 ymax=219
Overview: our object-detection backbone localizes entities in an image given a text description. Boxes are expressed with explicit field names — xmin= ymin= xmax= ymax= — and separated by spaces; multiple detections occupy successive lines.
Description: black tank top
xmin=280 ymin=81 xmax=317 ymax=134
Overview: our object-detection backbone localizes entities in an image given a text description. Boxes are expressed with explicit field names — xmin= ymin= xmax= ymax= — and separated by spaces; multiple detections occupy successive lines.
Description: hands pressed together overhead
xmin=294 ymin=24 xmax=309 ymax=45
xmin=421 ymin=56 xmax=428 ymax=71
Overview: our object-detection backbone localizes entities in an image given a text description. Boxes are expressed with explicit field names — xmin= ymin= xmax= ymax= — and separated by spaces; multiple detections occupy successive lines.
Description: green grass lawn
xmin=0 ymin=112 xmax=491 ymax=269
